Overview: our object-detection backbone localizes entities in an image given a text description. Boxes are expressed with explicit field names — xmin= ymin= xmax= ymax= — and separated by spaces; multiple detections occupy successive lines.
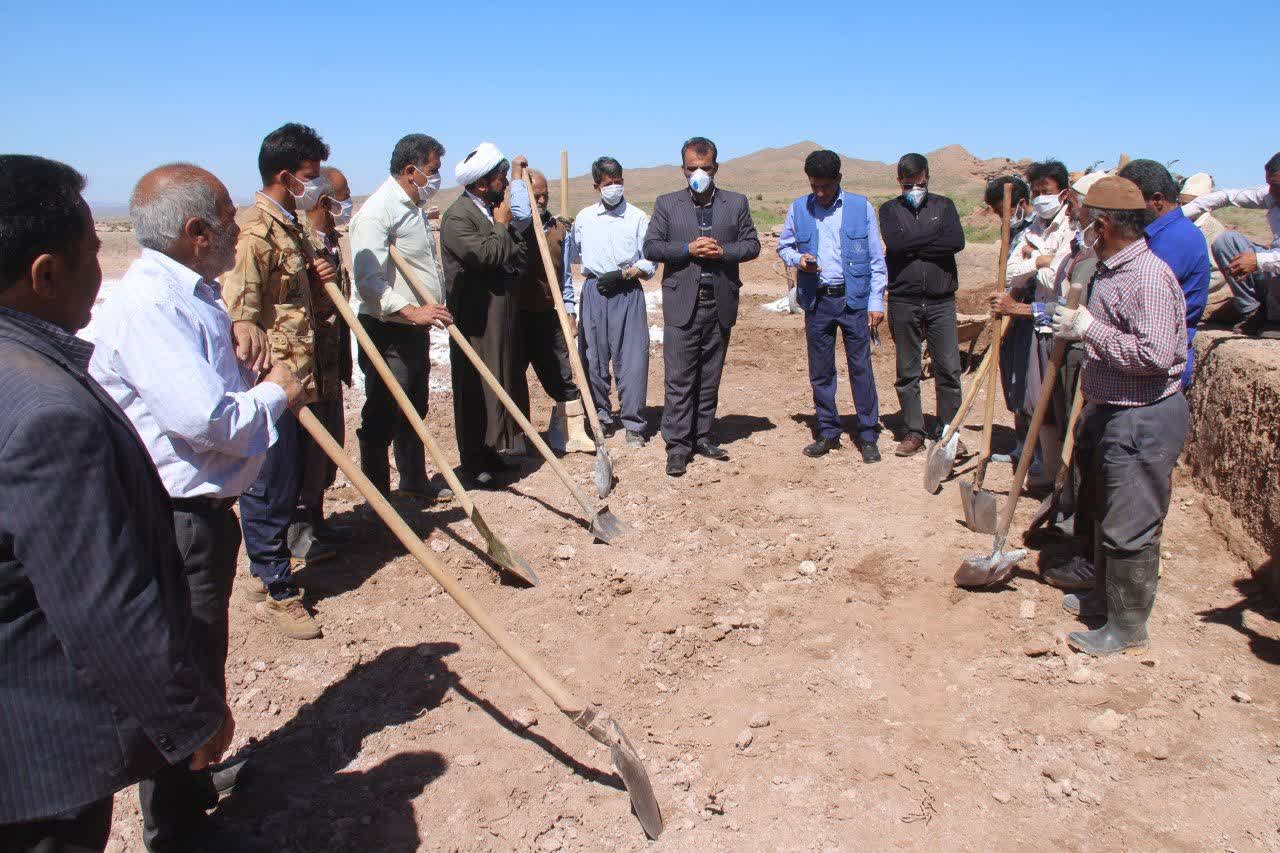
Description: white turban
xmin=454 ymin=142 xmax=507 ymax=187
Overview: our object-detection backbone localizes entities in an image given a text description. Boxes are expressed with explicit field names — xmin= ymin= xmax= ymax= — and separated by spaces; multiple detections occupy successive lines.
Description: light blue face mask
xmin=904 ymin=186 xmax=927 ymax=208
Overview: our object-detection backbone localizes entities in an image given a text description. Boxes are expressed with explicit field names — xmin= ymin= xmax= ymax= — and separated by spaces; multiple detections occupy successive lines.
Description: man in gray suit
xmin=644 ymin=137 xmax=760 ymax=476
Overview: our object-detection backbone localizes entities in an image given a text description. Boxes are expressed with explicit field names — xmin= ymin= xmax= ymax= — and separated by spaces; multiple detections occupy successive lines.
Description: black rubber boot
xmin=1062 ymin=527 xmax=1104 ymax=616
xmin=358 ymin=430 xmax=391 ymax=495
xmin=1068 ymin=545 xmax=1160 ymax=656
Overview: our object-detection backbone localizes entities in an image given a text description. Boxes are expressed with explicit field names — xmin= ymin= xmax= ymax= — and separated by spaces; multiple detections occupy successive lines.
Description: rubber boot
xmin=563 ymin=398 xmax=596 ymax=453
xmin=546 ymin=402 xmax=568 ymax=453
xmin=1062 ymin=528 xmax=1103 ymax=616
xmin=1036 ymin=425 xmax=1062 ymax=489
xmin=1068 ymin=545 xmax=1160 ymax=656
xmin=358 ymin=430 xmax=391 ymax=495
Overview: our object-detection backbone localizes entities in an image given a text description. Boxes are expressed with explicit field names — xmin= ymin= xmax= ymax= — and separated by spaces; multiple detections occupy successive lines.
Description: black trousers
xmin=357 ymin=314 xmax=431 ymax=494
xmin=1076 ymin=392 xmax=1188 ymax=557
xmin=887 ymin=297 xmax=962 ymax=439
xmin=138 ymin=505 xmax=240 ymax=852
xmin=4 ymin=798 xmax=113 ymax=853
xmin=512 ymin=308 xmax=578 ymax=414
xmin=298 ymin=396 xmax=344 ymax=514
xmin=662 ymin=295 xmax=730 ymax=454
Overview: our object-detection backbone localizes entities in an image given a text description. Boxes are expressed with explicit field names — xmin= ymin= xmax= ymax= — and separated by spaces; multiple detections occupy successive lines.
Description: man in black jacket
xmin=0 ymin=155 xmax=231 ymax=852
xmin=879 ymin=153 xmax=967 ymax=456
xmin=644 ymin=137 xmax=761 ymax=477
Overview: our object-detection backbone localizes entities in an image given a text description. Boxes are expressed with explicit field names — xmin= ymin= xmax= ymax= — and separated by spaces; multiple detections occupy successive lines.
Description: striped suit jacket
xmin=0 ymin=309 xmax=224 ymax=823
xmin=643 ymin=186 xmax=761 ymax=328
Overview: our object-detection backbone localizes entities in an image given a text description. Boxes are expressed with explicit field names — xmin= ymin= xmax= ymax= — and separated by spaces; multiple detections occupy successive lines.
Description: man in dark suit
xmin=0 ymin=155 xmax=231 ymax=852
xmin=643 ymin=137 xmax=760 ymax=476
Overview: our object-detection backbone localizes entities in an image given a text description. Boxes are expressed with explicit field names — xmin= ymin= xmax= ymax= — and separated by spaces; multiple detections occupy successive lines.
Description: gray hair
xmin=130 ymin=162 xmax=221 ymax=252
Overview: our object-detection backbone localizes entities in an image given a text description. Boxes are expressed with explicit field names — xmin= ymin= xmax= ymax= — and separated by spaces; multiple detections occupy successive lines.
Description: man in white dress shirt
xmin=87 ymin=163 xmax=303 ymax=851
xmin=563 ymin=156 xmax=656 ymax=447
xmin=1181 ymin=152 xmax=1280 ymax=335
xmin=350 ymin=134 xmax=455 ymax=501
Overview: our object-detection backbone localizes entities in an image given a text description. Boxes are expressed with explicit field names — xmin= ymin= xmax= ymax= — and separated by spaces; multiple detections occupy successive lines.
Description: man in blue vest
xmin=777 ymin=150 xmax=888 ymax=463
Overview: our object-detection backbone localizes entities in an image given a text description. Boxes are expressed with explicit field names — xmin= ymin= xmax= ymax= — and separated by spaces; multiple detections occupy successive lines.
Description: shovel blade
xmin=589 ymin=506 xmax=632 ymax=544
xmin=954 ymin=546 xmax=1028 ymax=588
xmin=569 ymin=709 xmax=663 ymax=839
xmin=1027 ymin=492 xmax=1055 ymax=532
xmin=594 ymin=446 xmax=614 ymax=499
xmin=970 ymin=488 xmax=1000 ymax=535
xmin=958 ymin=478 xmax=977 ymax=529
xmin=468 ymin=506 xmax=539 ymax=586
xmin=923 ymin=432 xmax=958 ymax=494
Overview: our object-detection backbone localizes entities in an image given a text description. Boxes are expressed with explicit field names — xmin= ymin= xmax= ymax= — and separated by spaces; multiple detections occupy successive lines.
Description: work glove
xmin=1052 ymin=304 xmax=1094 ymax=342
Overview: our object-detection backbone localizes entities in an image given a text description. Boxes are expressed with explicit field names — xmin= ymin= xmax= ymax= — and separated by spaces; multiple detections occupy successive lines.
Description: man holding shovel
xmin=1051 ymin=175 xmax=1187 ymax=656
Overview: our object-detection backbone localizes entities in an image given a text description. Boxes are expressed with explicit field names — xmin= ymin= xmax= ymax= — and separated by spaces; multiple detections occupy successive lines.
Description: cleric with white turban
xmin=454 ymin=142 xmax=508 ymax=187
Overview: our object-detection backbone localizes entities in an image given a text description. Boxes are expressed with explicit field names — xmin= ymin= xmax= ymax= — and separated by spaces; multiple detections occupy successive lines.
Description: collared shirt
xmin=1182 ymin=185 xmax=1280 ymax=275
xmin=776 ymin=193 xmax=890 ymax=312
xmin=86 ymin=249 xmax=287 ymax=498
xmin=1007 ymin=204 xmax=1074 ymax=295
xmin=261 ymin=193 xmax=296 ymax=223
xmin=1081 ymin=239 xmax=1187 ymax=407
xmin=1144 ymin=207 xmax=1211 ymax=388
xmin=351 ymin=176 xmax=445 ymax=319
xmin=465 ymin=190 xmax=495 ymax=223
xmin=0 ymin=305 xmax=94 ymax=370
xmin=562 ymin=198 xmax=656 ymax=313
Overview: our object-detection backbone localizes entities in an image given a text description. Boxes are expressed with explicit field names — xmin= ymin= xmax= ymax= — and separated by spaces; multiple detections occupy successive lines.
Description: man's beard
xmin=207 ymin=224 xmax=238 ymax=278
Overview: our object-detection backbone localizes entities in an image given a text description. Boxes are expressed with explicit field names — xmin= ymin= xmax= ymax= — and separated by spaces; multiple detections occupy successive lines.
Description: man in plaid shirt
xmin=1049 ymin=176 xmax=1188 ymax=656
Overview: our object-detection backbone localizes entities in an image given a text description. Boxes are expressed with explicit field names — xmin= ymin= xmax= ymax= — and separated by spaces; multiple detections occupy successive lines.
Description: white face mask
xmin=904 ymin=186 xmax=926 ymax=208
xmin=600 ymin=184 xmax=625 ymax=206
xmin=1079 ymin=221 xmax=1099 ymax=250
xmin=1032 ymin=192 xmax=1064 ymax=220
xmin=411 ymin=168 xmax=440 ymax=204
xmin=329 ymin=198 xmax=353 ymax=226
xmin=289 ymin=174 xmax=324 ymax=212
xmin=688 ymin=168 xmax=713 ymax=194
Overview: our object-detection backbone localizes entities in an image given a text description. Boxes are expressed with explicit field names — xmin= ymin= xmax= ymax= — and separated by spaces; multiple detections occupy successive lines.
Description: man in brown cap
xmin=1050 ymin=175 xmax=1187 ymax=656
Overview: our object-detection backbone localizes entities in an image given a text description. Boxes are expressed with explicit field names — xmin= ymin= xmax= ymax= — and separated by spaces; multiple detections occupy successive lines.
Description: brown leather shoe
xmin=895 ymin=434 xmax=925 ymax=456
xmin=255 ymin=593 xmax=321 ymax=640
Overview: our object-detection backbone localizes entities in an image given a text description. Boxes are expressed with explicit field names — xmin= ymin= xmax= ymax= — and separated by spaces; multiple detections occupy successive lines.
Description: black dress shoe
xmin=803 ymin=436 xmax=841 ymax=457
xmin=858 ymin=441 xmax=882 ymax=464
xmin=666 ymin=452 xmax=689 ymax=477
xmin=693 ymin=439 xmax=729 ymax=461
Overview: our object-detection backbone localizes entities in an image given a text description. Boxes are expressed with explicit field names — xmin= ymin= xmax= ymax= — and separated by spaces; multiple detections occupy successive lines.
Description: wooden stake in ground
xmin=524 ymin=160 xmax=615 ymax=498
xmin=323 ymin=280 xmax=538 ymax=585
xmin=293 ymin=406 xmax=662 ymax=838
xmin=387 ymin=245 xmax=631 ymax=544
xmin=560 ymin=149 xmax=569 ymax=220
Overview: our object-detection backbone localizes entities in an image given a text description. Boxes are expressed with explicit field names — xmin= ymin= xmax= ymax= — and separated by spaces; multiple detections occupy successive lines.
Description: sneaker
xmin=255 ymin=593 xmax=321 ymax=640
xmin=895 ymin=434 xmax=925 ymax=457
xmin=803 ymin=436 xmax=841 ymax=457
xmin=625 ymin=430 xmax=647 ymax=448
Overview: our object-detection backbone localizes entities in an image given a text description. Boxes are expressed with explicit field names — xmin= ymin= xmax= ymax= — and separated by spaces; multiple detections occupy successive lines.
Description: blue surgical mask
xmin=904 ymin=186 xmax=926 ymax=208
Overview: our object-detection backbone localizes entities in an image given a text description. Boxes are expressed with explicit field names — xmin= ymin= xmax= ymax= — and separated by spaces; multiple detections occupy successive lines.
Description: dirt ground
xmin=98 ymin=236 xmax=1280 ymax=852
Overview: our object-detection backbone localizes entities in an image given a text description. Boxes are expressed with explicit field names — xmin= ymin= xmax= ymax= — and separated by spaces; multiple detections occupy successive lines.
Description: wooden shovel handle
xmin=388 ymin=245 xmax=598 ymax=518
xmin=295 ymin=406 xmax=580 ymax=711
xmin=322 ymin=281 xmax=475 ymax=516
xmin=995 ymin=282 xmax=1083 ymax=538
xmin=975 ymin=183 xmax=1016 ymax=480
xmin=523 ymin=170 xmax=609 ymax=446
xmin=939 ymin=315 xmax=1008 ymax=444
xmin=560 ymin=150 xmax=570 ymax=221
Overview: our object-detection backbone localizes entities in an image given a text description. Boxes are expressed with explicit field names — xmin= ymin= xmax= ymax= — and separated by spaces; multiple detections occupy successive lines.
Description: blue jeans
xmin=804 ymin=293 xmax=880 ymax=443
xmin=240 ymin=409 xmax=303 ymax=599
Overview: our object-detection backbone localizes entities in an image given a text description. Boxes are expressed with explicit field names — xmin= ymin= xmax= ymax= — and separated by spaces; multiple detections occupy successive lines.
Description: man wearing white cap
xmin=440 ymin=142 xmax=528 ymax=487
xmin=1182 ymin=152 xmax=1280 ymax=335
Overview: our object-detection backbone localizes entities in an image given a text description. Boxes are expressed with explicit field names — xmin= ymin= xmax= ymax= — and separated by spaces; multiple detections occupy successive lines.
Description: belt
xmin=171 ymin=495 xmax=238 ymax=512
xmin=816 ymin=284 xmax=846 ymax=297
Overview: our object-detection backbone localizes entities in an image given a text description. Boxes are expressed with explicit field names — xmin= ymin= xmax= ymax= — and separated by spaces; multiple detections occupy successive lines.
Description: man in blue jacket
xmin=777 ymin=149 xmax=888 ymax=463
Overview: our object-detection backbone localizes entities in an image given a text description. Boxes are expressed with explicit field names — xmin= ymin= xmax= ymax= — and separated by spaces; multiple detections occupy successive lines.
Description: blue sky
xmin=4 ymin=0 xmax=1271 ymax=206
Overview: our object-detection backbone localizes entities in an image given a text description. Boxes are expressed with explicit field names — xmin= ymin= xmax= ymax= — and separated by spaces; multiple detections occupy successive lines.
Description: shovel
xmin=389 ymin=246 xmax=631 ymax=543
xmin=324 ymin=280 xmax=538 ymax=585
xmin=294 ymin=407 xmax=662 ymax=838
xmin=958 ymin=181 xmax=1013 ymax=532
xmin=1027 ymin=374 xmax=1084 ymax=533
xmin=523 ymin=163 xmax=615 ymax=498
xmin=923 ymin=315 xmax=1007 ymax=493
xmin=954 ymin=282 xmax=1083 ymax=589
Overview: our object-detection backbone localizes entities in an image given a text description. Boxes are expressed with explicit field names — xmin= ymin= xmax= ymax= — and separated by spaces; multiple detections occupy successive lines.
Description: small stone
xmin=1088 ymin=709 xmax=1126 ymax=735
xmin=268 ymin=702 xmax=281 ymax=716
xmin=1149 ymin=740 xmax=1170 ymax=760
xmin=735 ymin=729 xmax=754 ymax=750
xmin=555 ymin=545 xmax=576 ymax=561
xmin=429 ymin=538 xmax=449 ymax=553
xmin=1020 ymin=600 xmax=1036 ymax=619
xmin=1023 ymin=639 xmax=1052 ymax=657
xmin=744 ymin=634 xmax=764 ymax=647
xmin=749 ymin=712 xmax=771 ymax=729
xmin=253 ymin=660 xmax=268 ymax=672
xmin=1140 ymin=657 xmax=1158 ymax=668
xmin=455 ymin=754 xmax=481 ymax=767
xmin=1042 ymin=759 xmax=1074 ymax=783
xmin=1077 ymin=788 xmax=1102 ymax=805
xmin=512 ymin=708 xmax=538 ymax=730
xmin=991 ymin=790 xmax=1011 ymax=804
xmin=798 ymin=560 xmax=817 ymax=576
xmin=1231 ymin=689 xmax=1252 ymax=704
xmin=1067 ymin=669 xmax=1091 ymax=685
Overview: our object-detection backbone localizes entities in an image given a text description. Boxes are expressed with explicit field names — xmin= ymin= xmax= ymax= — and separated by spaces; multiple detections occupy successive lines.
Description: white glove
xmin=1052 ymin=304 xmax=1094 ymax=341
